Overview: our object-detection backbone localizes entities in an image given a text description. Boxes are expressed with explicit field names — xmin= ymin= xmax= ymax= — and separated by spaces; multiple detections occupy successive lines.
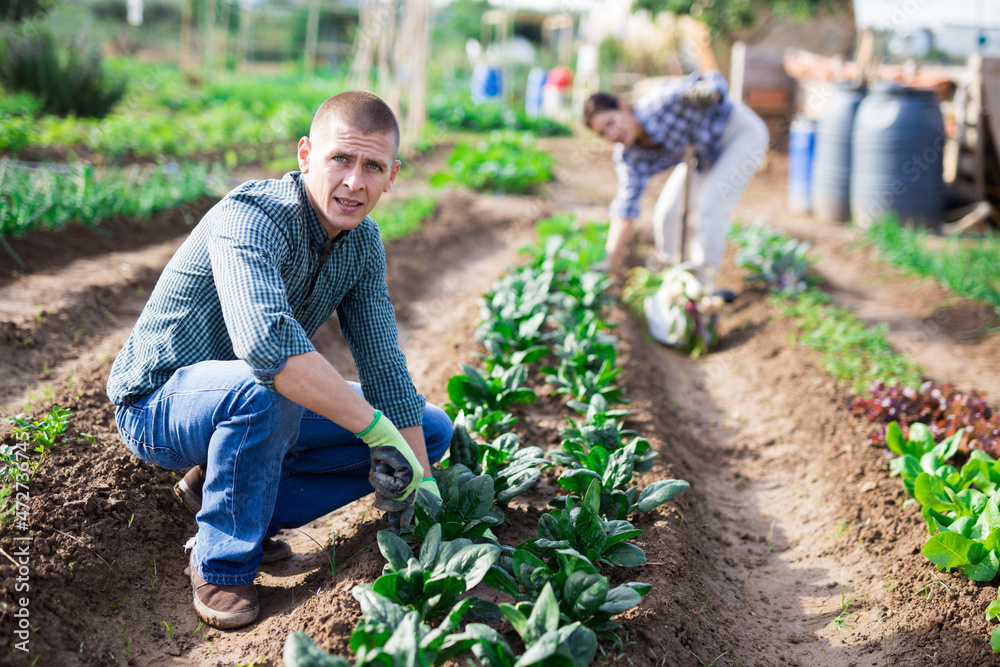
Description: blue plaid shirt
xmin=610 ymin=71 xmax=733 ymax=221
xmin=106 ymin=171 xmax=426 ymax=428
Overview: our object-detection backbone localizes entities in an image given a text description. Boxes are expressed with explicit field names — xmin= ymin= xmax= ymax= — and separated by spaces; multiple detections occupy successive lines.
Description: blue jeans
xmin=113 ymin=359 xmax=451 ymax=585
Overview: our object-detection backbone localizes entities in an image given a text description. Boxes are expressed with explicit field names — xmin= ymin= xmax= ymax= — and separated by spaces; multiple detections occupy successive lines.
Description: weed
xmin=127 ymin=514 xmax=135 ymax=528
xmin=826 ymin=521 xmax=850 ymax=539
xmin=690 ymin=650 xmax=728 ymax=666
xmin=125 ymin=638 xmax=131 ymax=658
xmin=828 ymin=583 xmax=856 ymax=631
xmin=766 ymin=520 xmax=777 ymax=553
xmin=193 ymin=621 xmax=204 ymax=635
xmin=163 ymin=621 xmax=173 ymax=640
xmin=295 ymin=529 xmax=335 ymax=576
xmin=883 ymin=628 xmax=897 ymax=666
xmin=236 ymin=657 xmax=266 ymax=667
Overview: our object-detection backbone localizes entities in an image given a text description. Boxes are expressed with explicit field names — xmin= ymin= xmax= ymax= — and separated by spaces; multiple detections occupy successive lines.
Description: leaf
xmin=886 ymin=421 xmax=905 ymax=455
xmin=499 ymin=603 xmax=530 ymax=641
xmin=381 ymin=611 xmax=422 ymax=665
xmin=527 ymin=583 xmax=561 ymax=644
xmin=624 ymin=581 xmax=652 ymax=596
xmin=377 ymin=529 xmax=414 ymax=572
xmin=992 ymin=626 xmax=1000 ymax=654
xmin=637 ymin=479 xmax=690 ymax=512
xmin=908 ymin=422 xmax=934 ymax=455
xmin=498 ymin=468 xmax=541 ymax=503
xmin=458 ymin=474 xmax=496 ymax=521
xmin=444 ymin=543 xmax=501 ymax=591
xmin=419 ymin=523 xmax=443 ymax=570
xmin=913 ymin=473 xmax=954 ymax=513
xmin=283 ymin=632 xmax=352 ymax=667
xmin=923 ymin=531 xmax=975 ymax=570
xmin=351 ymin=587 xmax=409 ymax=627
xmin=598 ymin=584 xmax=642 ymax=615
xmin=557 ymin=468 xmax=601 ymax=493
xmin=985 ymin=599 xmax=1000 ymax=622
xmin=564 ymin=570 xmax=609 ymax=618
xmin=602 ymin=541 xmax=647 ymax=567
xmin=603 ymin=520 xmax=643 ymax=548
xmin=963 ymin=550 xmax=999 ymax=582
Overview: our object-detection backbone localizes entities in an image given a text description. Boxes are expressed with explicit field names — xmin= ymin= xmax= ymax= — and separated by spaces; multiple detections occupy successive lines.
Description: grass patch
xmin=864 ymin=215 xmax=1000 ymax=318
xmin=376 ymin=195 xmax=437 ymax=242
xmin=0 ymin=160 xmax=225 ymax=241
xmin=778 ymin=289 xmax=923 ymax=393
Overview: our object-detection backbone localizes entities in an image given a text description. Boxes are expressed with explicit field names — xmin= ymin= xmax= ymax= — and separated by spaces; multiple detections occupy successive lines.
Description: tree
xmin=632 ymin=0 xmax=850 ymax=39
xmin=1 ymin=0 xmax=55 ymax=24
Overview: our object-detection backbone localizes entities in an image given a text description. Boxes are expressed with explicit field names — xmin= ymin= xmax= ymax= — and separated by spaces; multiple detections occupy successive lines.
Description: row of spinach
xmin=728 ymin=222 xmax=1000 ymax=654
xmin=283 ymin=213 xmax=689 ymax=666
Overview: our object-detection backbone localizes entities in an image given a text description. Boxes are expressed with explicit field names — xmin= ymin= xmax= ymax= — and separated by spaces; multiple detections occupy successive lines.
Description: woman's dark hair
xmin=582 ymin=92 xmax=621 ymax=128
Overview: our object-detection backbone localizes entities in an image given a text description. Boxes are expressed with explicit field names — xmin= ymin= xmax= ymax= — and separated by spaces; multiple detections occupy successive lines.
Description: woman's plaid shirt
xmin=610 ymin=70 xmax=734 ymax=221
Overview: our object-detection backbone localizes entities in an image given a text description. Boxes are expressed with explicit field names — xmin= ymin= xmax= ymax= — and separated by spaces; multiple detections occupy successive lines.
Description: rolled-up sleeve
xmin=337 ymin=234 xmax=425 ymax=427
xmin=610 ymin=147 xmax=650 ymax=221
xmin=208 ymin=199 xmax=315 ymax=388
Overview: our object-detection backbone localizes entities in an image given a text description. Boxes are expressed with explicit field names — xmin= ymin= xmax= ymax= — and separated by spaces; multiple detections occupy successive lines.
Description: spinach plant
xmin=282 ymin=593 xmax=479 ymax=666
xmin=490 ymin=547 xmax=650 ymax=643
xmin=447 ymin=419 xmax=551 ymax=504
xmin=414 ymin=464 xmax=505 ymax=542
xmin=444 ymin=364 xmax=537 ymax=439
xmin=362 ymin=525 xmax=501 ymax=622
xmin=444 ymin=586 xmax=597 ymax=667
xmin=519 ymin=480 xmax=646 ymax=568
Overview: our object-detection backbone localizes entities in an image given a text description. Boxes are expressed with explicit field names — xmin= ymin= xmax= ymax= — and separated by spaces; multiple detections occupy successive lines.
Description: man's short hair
xmin=310 ymin=90 xmax=401 ymax=155
xmin=582 ymin=92 xmax=621 ymax=129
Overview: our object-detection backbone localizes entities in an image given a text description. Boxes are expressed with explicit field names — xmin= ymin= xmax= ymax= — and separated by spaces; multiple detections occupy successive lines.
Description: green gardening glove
xmin=419 ymin=476 xmax=441 ymax=499
xmin=357 ymin=411 xmax=424 ymax=533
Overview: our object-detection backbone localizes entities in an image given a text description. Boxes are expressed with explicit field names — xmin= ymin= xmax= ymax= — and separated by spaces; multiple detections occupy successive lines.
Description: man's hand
xmin=682 ymin=82 xmax=720 ymax=110
xmin=357 ymin=411 xmax=424 ymax=532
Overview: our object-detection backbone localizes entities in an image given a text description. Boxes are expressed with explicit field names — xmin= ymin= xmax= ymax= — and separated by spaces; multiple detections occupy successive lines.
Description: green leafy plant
xmin=361 ymin=525 xmax=501 ymax=622
xmin=428 ymin=93 xmax=572 ymax=136
xmin=0 ymin=27 xmax=126 ymax=118
xmin=376 ymin=195 xmax=437 ymax=242
xmin=519 ymin=480 xmax=646 ymax=568
xmin=0 ymin=160 xmax=224 ymax=241
xmin=414 ymin=464 xmax=505 ymax=542
xmin=490 ymin=548 xmax=648 ymax=643
xmin=282 ymin=596 xmax=478 ymax=667
xmin=444 ymin=364 xmax=537 ymax=440
xmin=728 ymin=221 xmax=815 ymax=293
xmin=446 ymin=419 xmax=551 ymax=504
xmin=986 ymin=587 xmax=1000 ymax=653
xmin=780 ymin=290 xmax=923 ymax=392
xmin=865 ymin=214 xmax=1000 ymax=318
xmin=430 ymin=131 xmax=554 ymax=194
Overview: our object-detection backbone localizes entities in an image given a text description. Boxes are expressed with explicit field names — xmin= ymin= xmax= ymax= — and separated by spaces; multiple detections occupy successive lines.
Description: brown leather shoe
xmin=189 ymin=555 xmax=259 ymax=630
xmin=174 ymin=465 xmax=205 ymax=515
xmin=175 ymin=466 xmax=293 ymax=564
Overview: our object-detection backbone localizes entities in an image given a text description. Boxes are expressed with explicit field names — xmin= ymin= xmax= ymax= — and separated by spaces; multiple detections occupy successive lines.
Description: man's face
xmin=589 ymin=108 xmax=639 ymax=147
xmin=297 ymin=120 xmax=400 ymax=236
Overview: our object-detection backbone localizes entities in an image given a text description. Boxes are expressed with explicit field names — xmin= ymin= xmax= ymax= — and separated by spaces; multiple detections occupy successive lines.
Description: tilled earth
xmin=2 ymin=136 xmax=999 ymax=667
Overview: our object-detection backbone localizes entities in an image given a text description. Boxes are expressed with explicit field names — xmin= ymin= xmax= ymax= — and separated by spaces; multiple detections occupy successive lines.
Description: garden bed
xmin=2 ymin=136 xmax=1000 ymax=666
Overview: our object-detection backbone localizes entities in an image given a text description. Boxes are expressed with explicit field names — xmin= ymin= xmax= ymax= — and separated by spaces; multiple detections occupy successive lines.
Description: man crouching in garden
xmin=105 ymin=91 xmax=450 ymax=630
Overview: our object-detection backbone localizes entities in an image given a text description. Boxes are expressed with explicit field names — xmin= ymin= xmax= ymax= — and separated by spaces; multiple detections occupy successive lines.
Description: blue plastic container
xmin=850 ymin=83 xmax=945 ymax=227
xmin=472 ymin=64 xmax=503 ymax=104
xmin=813 ymin=82 xmax=865 ymax=222
xmin=788 ymin=116 xmax=816 ymax=213
xmin=525 ymin=67 xmax=546 ymax=117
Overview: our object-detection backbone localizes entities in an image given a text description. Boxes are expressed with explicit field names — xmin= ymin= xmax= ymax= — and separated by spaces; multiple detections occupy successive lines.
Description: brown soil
xmin=2 ymin=135 xmax=1000 ymax=667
